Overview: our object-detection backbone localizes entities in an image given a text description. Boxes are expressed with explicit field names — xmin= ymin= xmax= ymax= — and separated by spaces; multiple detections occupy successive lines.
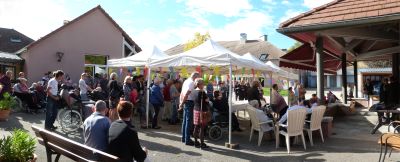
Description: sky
xmin=0 ymin=0 xmax=333 ymax=51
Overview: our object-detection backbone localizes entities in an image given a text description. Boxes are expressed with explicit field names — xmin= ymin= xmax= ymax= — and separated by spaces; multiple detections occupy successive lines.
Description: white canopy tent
xmin=108 ymin=46 xmax=169 ymax=67
xmin=107 ymin=46 xmax=169 ymax=128
xmin=149 ymin=39 xmax=277 ymax=146
xmin=265 ymin=61 xmax=298 ymax=80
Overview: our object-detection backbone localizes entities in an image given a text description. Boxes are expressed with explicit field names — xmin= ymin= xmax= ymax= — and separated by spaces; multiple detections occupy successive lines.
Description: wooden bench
xmin=32 ymin=125 xmax=119 ymax=162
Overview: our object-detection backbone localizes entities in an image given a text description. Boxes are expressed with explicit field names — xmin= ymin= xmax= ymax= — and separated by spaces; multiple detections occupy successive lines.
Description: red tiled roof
xmin=280 ymin=0 xmax=400 ymax=29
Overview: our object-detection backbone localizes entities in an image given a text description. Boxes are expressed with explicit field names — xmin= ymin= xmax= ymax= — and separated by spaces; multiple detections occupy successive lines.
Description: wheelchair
xmin=206 ymin=102 xmax=229 ymax=141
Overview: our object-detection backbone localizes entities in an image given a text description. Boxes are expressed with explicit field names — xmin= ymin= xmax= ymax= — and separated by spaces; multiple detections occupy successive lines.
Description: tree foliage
xmin=287 ymin=41 xmax=302 ymax=52
xmin=184 ymin=32 xmax=211 ymax=51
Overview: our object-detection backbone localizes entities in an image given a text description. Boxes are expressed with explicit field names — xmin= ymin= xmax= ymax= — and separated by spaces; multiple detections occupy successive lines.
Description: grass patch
xmin=263 ymin=87 xmax=288 ymax=97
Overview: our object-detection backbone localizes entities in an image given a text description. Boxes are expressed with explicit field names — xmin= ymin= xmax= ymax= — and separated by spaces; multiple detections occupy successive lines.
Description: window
xmin=10 ymin=37 xmax=21 ymax=43
xmin=259 ymin=53 xmax=269 ymax=62
xmin=85 ymin=55 xmax=107 ymax=65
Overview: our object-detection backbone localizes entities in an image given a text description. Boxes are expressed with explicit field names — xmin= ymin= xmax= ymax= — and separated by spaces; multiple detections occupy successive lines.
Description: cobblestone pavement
xmin=0 ymin=91 xmax=399 ymax=161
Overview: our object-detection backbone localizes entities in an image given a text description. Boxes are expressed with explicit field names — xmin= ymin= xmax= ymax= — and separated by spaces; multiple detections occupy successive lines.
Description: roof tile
xmin=280 ymin=0 xmax=400 ymax=29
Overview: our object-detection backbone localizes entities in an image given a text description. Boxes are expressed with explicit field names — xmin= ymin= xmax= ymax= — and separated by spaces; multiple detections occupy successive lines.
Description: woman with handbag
xmin=192 ymin=78 xmax=210 ymax=149
xmin=108 ymin=72 xmax=122 ymax=121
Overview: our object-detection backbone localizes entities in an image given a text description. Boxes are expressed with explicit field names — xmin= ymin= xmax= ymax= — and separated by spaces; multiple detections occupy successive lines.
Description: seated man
xmin=83 ymin=100 xmax=110 ymax=151
xmin=108 ymin=101 xmax=148 ymax=162
xmin=327 ymin=91 xmax=339 ymax=103
xmin=278 ymin=100 xmax=308 ymax=124
xmin=212 ymin=90 xmax=242 ymax=132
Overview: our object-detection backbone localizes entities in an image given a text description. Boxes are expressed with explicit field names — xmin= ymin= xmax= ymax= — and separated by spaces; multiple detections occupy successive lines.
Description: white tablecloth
xmin=231 ymin=100 xmax=249 ymax=112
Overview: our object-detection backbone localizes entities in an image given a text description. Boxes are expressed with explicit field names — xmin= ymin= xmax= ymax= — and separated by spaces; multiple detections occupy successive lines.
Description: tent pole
xmin=228 ymin=64 xmax=233 ymax=145
xmin=146 ymin=67 xmax=151 ymax=128
xmin=269 ymin=72 xmax=273 ymax=104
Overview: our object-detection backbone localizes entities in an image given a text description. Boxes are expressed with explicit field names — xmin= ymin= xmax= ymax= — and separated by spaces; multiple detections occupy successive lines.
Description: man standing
xmin=79 ymin=73 xmax=92 ymax=101
xmin=0 ymin=70 xmax=13 ymax=98
xmin=149 ymin=77 xmax=163 ymax=129
xmin=83 ymin=100 xmax=110 ymax=151
xmin=45 ymin=70 xmax=64 ymax=130
xmin=364 ymin=78 xmax=374 ymax=100
xmin=179 ymin=72 xmax=200 ymax=146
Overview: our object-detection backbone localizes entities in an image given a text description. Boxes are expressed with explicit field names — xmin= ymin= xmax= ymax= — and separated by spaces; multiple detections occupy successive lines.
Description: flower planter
xmin=0 ymin=109 xmax=11 ymax=121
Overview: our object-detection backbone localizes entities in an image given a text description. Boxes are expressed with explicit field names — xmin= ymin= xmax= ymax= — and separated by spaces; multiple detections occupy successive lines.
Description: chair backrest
xmin=247 ymin=105 xmax=260 ymax=130
xmin=309 ymin=106 xmax=326 ymax=130
xmin=32 ymin=125 xmax=119 ymax=162
xmin=287 ymin=108 xmax=307 ymax=135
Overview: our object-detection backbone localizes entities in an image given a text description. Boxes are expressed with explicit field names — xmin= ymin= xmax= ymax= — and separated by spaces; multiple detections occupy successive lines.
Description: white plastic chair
xmin=275 ymin=108 xmax=307 ymax=154
xmin=304 ymin=106 xmax=326 ymax=146
xmin=247 ymin=105 xmax=274 ymax=146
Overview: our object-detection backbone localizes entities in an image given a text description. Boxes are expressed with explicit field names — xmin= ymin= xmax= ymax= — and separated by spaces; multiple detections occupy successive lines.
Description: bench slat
xmin=31 ymin=125 xmax=119 ymax=162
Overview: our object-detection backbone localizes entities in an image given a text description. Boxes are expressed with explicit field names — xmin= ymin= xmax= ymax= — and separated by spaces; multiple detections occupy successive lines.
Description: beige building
xmin=19 ymin=5 xmax=141 ymax=83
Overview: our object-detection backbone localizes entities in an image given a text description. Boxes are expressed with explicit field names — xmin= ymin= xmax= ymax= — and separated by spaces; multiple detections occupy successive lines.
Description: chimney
xmin=260 ymin=35 xmax=268 ymax=41
xmin=240 ymin=33 xmax=247 ymax=44
xmin=63 ymin=20 xmax=70 ymax=25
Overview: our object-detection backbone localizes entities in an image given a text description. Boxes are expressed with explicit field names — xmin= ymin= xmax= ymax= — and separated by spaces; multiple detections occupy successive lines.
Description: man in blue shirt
xmin=83 ymin=100 xmax=110 ymax=151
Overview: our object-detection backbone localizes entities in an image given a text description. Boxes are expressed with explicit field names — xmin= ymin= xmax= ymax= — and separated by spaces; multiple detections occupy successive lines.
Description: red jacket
xmin=163 ymin=85 xmax=171 ymax=101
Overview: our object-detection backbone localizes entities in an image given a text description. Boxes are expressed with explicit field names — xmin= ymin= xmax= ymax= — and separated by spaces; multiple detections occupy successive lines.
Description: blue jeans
xmin=80 ymin=93 xmax=89 ymax=101
xmin=45 ymin=96 xmax=58 ymax=129
xmin=151 ymin=103 xmax=161 ymax=128
xmin=181 ymin=101 xmax=194 ymax=143
xmin=170 ymin=99 xmax=178 ymax=123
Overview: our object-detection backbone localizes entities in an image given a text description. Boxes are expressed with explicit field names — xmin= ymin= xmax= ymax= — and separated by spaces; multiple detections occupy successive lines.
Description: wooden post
xmin=316 ymin=36 xmax=325 ymax=104
xmin=341 ymin=54 xmax=347 ymax=104
xmin=353 ymin=61 xmax=358 ymax=98
xmin=393 ymin=53 xmax=400 ymax=104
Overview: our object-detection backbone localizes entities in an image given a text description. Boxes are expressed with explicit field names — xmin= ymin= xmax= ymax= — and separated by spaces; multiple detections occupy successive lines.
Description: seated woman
xmin=212 ymin=90 xmax=242 ymax=132
xmin=309 ymin=94 xmax=318 ymax=105
xmin=14 ymin=78 xmax=39 ymax=111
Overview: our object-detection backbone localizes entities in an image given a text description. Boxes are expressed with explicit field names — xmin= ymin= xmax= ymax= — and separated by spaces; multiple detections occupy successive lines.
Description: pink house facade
xmin=20 ymin=6 xmax=141 ymax=84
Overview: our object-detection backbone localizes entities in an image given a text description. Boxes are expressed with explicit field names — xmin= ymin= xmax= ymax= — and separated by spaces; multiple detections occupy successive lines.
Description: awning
xmin=279 ymin=43 xmax=341 ymax=74
xmin=0 ymin=51 xmax=23 ymax=63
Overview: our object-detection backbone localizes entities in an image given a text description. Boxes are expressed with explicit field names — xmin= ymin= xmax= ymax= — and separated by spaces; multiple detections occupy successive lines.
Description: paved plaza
xmin=1 ymin=98 xmax=399 ymax=162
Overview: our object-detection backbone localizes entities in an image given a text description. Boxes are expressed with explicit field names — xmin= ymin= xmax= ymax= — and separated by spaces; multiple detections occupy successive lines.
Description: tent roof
xmin=108 ymin=46 xmax=168 ymax=67
xmin=150 ymin=40 xmax=276 ymax=71
xmin=279 ymin=43 xmax=341 ymax=74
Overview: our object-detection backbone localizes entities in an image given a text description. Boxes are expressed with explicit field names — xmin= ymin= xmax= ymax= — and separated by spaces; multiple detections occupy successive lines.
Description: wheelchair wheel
xmin=58 ymin=109 xmax=82 ymax=132
xmin=208 ymin=125 xmax=223 ymax=141
xmin=12 ymin=96 xmax=24 ymax=113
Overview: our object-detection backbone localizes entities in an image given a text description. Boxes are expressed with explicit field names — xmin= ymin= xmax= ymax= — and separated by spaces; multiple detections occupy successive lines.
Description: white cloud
xmin=278 ymin=9 xmax=304 ymax=24
xmin=132 ymin=10 xmax=274 ymax=51
xmin=0 ymin=0 xmax=70 ymax=40
xmin=282 ymin=0 xmax=290 ymax=5
xmin=303 ymin=0 xmax=333 ymax=9
xmin=262 ymin=0 xmax=277 ymax=5
xmin=185 ymin=0 xmax=253 ymax=17
xmin=209 ymin=11 xmax=274 ymax=41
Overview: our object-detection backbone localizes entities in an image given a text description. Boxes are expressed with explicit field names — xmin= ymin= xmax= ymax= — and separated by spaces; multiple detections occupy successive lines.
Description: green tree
xmin=184 ymin=32 xmax=211 ymax=51
xmin=287 ymin=41 xmax=302 ymax=52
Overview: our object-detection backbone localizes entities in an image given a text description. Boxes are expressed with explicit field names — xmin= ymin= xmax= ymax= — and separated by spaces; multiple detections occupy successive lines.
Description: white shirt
xmin=79 ymin=79 xmax=89 ymax=94
xmin=47 ymin=78 xmax=58 ymax=96
xmin=279 ymin=105 xmax=306 ymax=124
xmin=180 ymin=78 xmax=195 ymax=101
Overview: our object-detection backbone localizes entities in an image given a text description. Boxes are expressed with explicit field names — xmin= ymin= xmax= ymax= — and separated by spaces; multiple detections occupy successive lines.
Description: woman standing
xmin=192 ymin=78 xmax=210 ymax=149
xmin=298 ymin=84 xmax=306 ymax=101
xmin=108 ymin=73 xmax=122 ymax=121
xmin=123 ymin=76 xmax=132 ymax=102
xmin=287 ymin=87 xmax=297 ymax=106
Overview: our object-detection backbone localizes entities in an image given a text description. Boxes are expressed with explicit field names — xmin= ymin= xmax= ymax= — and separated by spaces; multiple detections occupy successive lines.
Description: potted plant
xmin=0 ymin=92 xmax=17 ymax=121
xmin=0 ymin=129 xmax=37 ymax=162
